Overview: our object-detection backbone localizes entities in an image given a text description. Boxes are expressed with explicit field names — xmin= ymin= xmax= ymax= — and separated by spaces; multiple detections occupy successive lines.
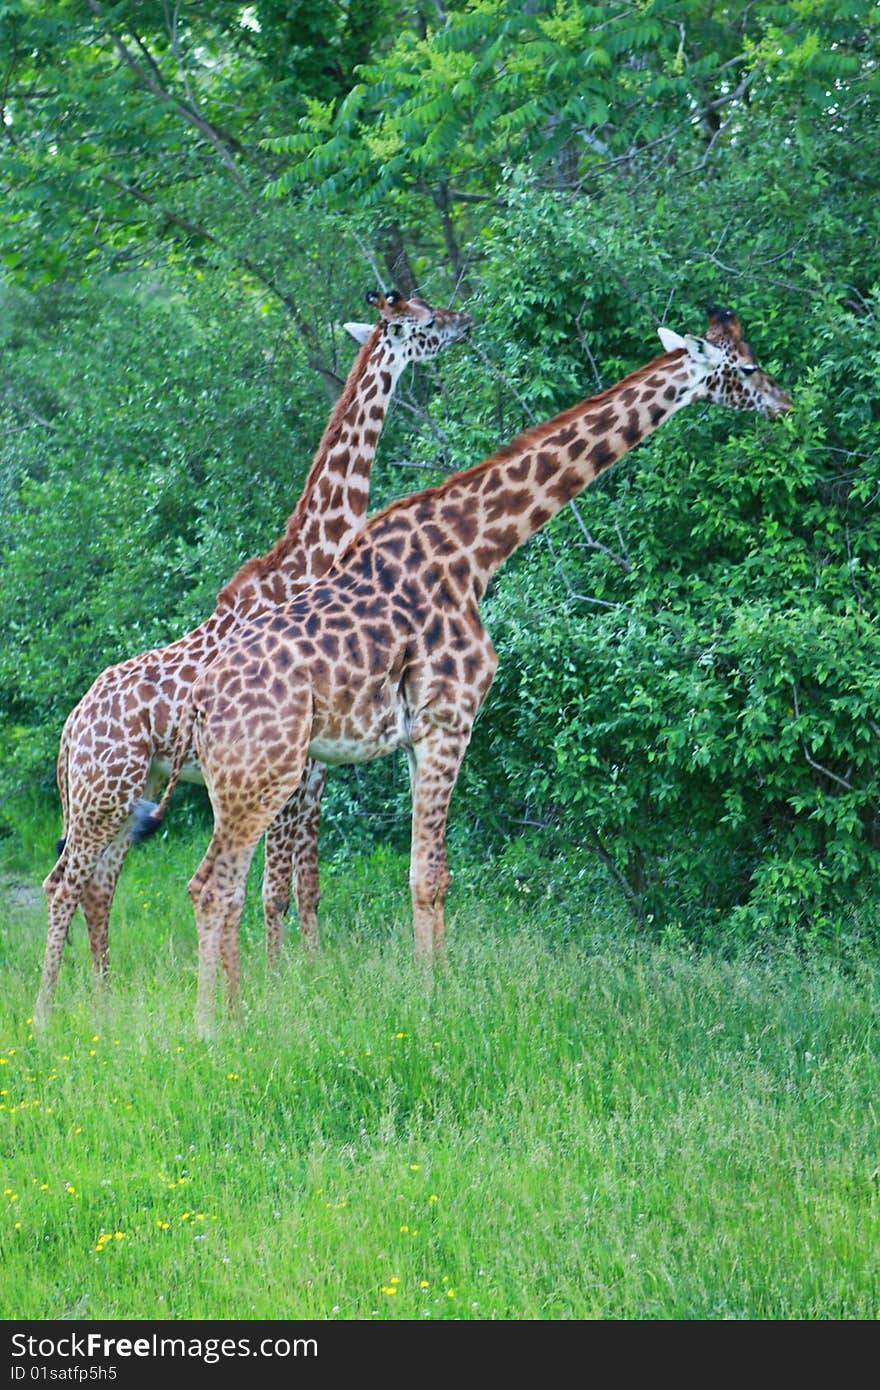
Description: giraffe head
xmin=344 ymin=288 xmax=473 ymax=368
xmin=658 ymin=305 xmax=792 ymax=416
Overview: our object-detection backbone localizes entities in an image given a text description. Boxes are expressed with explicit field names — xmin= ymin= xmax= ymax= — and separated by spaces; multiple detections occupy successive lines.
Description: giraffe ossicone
xmin=34 ymin=287 xmax=473 ymax=1026
xmin=141 ymin=304 xmax=792 ymax=1038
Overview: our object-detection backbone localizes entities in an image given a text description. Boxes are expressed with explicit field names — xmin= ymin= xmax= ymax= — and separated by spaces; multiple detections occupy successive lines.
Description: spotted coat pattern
xmin=144 ymin=307 xmax=793 ymax=1037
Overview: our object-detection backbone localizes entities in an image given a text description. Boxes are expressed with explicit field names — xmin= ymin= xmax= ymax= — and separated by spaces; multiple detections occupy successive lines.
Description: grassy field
xmin=0 ymin=805 xmax=877 ymax=1320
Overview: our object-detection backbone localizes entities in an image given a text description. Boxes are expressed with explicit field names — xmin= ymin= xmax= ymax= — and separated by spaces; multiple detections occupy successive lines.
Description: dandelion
xmin=91 ymin=1036 xmax=99 ymax=1043
xmin=40 ymin=1184 xmax=48 ymax=1191
xmin=390 ymin=1276 xmax=400 ymax=1285
xmin=420 ymin=1281 xmax=429 ymax=1289
xmin=429 ymin=1194 xmax=439 ymax=1203
xmin=227 ymin=1073 xmax=239 ymax=1081
xmin=380 ymin=1286 xmax=397 ymax=1296
xmin=395 ymin=1032 xmax=407 ymax=1039
xmin=409 ymin=1164 xmax=419 ymax=1172
xmin=400 ymin=1224 xmax=409 ymax=1233
xmin=446 ymin=1289 xmax=455 ymax=1298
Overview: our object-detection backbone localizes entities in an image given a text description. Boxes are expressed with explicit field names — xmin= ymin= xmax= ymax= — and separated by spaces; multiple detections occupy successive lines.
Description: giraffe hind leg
xmin=262 ymin=760 xmax=327 ymax=963
xmin=36 ymin=841 xmax=104 ymax=1026
xmin=189 ymin=840 xmax=256 ymax=1039
xmin=80 ymin=831 xmax=133 ymax=984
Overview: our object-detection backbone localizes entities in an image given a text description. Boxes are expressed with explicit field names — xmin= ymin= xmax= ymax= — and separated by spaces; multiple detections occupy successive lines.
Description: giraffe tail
xmin=54 ymin=714 xmax=73 ymax=859
xmin=129 ymin=696 xmax=199 ymax=844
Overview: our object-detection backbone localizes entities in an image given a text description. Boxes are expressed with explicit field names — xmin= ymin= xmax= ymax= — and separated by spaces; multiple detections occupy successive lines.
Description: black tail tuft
xmin=56 ymin=836 xmax=67 ymax=859
xmin=130 ymin=798 xmax=163 ymax=844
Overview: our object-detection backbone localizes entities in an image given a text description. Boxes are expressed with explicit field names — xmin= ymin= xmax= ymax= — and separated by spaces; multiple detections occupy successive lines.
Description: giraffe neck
xmin=216 ymin=326 xmax=405 ymax=612
xmin=369 ymin=349 xmax=697 ymax=601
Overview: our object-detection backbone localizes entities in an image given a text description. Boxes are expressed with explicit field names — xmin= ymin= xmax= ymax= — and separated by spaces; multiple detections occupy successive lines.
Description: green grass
xmin=0 ymin=807 xmax=877 ymax=1320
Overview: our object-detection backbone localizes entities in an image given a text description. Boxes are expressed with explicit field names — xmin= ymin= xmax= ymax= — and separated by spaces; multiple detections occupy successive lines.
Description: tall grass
xmin=0 ymin=805 xmax=877 ymax=1319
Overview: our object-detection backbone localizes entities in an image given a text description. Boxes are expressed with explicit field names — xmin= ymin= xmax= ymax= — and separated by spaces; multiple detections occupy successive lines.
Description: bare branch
xmin=568 ymin=499 xmax=633 ymax=572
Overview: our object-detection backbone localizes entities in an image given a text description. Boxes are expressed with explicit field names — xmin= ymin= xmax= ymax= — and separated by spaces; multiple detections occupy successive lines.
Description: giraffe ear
xmin=657 ymin=326 xmax=688 ymax=353
xmin=342 ymin=321 xmax=374 ymax=345
xmin=661 ymin=327 xmax=724 ymax=365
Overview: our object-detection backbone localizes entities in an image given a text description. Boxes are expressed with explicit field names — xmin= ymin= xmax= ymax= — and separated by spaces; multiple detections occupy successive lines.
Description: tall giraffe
xmin=137 ymin=306 xmax=792 ymax=1036
xmin=35 ymin=289 xmax=473 ymax=1023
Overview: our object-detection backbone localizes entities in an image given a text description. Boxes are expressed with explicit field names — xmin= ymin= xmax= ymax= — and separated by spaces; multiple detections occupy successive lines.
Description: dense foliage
xmin=1 ymin=1 xmax=878 ymax=936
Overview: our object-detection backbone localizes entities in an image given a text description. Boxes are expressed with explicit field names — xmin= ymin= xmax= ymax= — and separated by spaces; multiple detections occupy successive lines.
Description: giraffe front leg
xmin=262 ymin=760 xmax=327 ymax=961
xmin=407 ymin=729 xmax=471 ymax=967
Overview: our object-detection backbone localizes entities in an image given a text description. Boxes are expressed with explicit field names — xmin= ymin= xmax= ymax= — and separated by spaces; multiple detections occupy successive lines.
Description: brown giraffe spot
xmin=589 ymin=406 xmax=617 ymax=434
xmin=545 ymin=424 xmax=578 ymax=448
xmin=423 ymin=614 xmax=444 ymax=651
xmin=589 ymin=440 xmax=615 ymax=471
xmin=535 ymin=452 xmax=556 ymax=486
xmin=449 ymin=557 xmax=472 ymax=591
xmin=506 ymin=456 xmax=532 ymax=484
xmin=324 ymin=514 xmax=349 ymax=546
xmin=383 ymin=535 xmax=406 ymax=560
xmin=442 ymin=506 xmax=478 ymax=546
xmin=548 ymin=467 xmax=587 ymax=500
xmin=621 ymin=410 xmax=641 ymax=445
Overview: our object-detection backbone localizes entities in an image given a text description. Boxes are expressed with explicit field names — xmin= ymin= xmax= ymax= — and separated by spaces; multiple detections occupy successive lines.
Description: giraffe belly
xmin=151 ymin=756 xmax=206 ymax=787
xmin=306 ymin=732 xmax=406 ymax=766
xmin=307 ymin=689 xmax=411 ymax=766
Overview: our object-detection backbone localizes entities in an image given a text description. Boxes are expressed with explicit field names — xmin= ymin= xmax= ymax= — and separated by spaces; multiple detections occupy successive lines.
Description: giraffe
xmin=34 ymin=288 xmax=474 ymax=1024
xmin=137 ymin=305 xmax=792 ymax=1036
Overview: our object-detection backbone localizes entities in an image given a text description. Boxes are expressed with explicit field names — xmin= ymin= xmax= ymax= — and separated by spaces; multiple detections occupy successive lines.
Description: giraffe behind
xmin=34 ymin=288 xmax=473 ymax=1025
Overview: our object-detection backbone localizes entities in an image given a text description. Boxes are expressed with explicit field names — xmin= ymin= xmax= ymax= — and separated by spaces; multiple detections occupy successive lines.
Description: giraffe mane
xmin=217 ymin=322 xmax=384 ymax=609
xmin=352 ymin=349 xmax=685 ymax=546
